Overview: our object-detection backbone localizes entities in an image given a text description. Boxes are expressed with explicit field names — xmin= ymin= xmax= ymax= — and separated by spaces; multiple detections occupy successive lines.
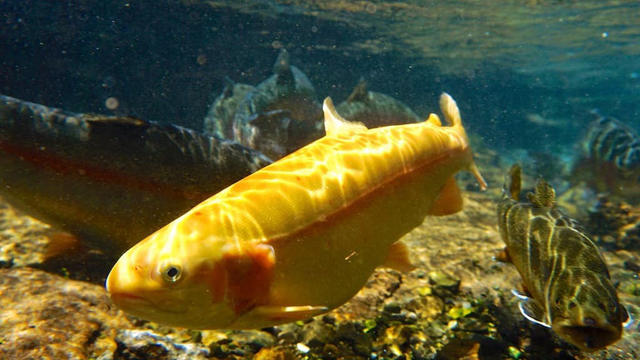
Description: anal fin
xmin=428 ymin=176 xmax=463 ymax=216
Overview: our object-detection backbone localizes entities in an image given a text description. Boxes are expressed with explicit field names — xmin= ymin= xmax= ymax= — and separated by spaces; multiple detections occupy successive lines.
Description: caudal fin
xmin=439 ymin=93 xmax=487 ymax=190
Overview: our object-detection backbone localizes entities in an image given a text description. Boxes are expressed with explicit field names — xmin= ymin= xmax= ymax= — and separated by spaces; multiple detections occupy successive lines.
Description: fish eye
xmin=161 ymin=264 xmax=182 ymax=283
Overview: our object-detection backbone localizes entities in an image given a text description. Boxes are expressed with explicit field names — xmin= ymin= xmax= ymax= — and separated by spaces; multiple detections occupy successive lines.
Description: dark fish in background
xmin=231 ymin=49 xmax=323 ymax=160
xmin=497 ymin=164 xmax=628 ymax=351
xmin=336 ymin=78 xmax=421 ymax=127
xmin=203 ymin=77 xmax=255 ymax=140
xmin=0 ymin=94 xmax=272 ymax=256
xmin=572 ymin=110 xmax=640 ymax=201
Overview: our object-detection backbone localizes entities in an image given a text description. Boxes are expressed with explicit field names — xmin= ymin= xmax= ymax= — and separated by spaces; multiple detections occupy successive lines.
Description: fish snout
xmin=106 ymin=259 xmax=149 ymax=307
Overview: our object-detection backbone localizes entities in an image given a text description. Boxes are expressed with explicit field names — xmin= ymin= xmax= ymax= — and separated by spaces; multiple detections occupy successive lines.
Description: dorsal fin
xmin=507 ymin=164 xmax=522 ymax=201
xmin=322 ymin=97 xmax=368 ymax=136
xmin=439 ymin=92 xmax=462 ymax=128
xmin=426 ymin=113 xmax=442 ymax=126
xmin=222 ymin=76 xmax=235 ymax=97
xmin=273 ymin=49 xmax=294 ymax=87
xmin=527 ymin=178 xmax=556 ymax=208
xmin=346 ymin=78 xmax=369 ymax=103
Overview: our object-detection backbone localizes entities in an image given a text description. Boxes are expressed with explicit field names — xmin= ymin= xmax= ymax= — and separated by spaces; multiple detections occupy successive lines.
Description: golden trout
xmin=497 ymin=165 xmax=629 ymax=351
xmin=107 ymin=93 xmax=486 ymax=329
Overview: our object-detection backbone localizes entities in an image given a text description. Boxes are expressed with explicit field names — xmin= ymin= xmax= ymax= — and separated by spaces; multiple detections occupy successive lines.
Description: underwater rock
xmin=0 ymin=198 xmax=51 ymax=267
xmin=0 ymin=267 xmax=132 ymax=360
xmin=231 ymin=49 xmax=323 ymax=159
xmin=203 ymin=77 xmax=256 ymax=140
xmin=336 ymin=78 xmax=421 ymax=127
xmin=428 ymin=270 xmax=461 ymax=296
xmin=115 ymin=330 xmax=210 ymax=360
xmin=0 ymin=94 xmax=271 ymax=257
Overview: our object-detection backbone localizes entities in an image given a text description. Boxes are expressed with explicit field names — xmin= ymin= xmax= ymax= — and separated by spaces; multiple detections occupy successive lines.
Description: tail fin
xmin=440 ymin=93 xmax=487 ymax=190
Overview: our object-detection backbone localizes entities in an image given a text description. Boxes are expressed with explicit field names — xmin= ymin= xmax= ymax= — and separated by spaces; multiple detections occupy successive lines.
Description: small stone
xmin=322 ymin=314 xmax=336 ymax=325
xmin=428 ymin=271 xmax=461 ymax=294
xmin=426 ymin=322 xmax=447 ymax=338
xmin=624 ymin=260 xmax=640 ymax=272
xmin=383 ymin=302 xmax=402 ymax=314
xmin=336 ymin=321 xmax=372 ymax=356
xmin=404 ymin=311 xmax=418 ymax=324
xmin=295 ymin=342 xmax=310 ymax=353
xmin=301 ymin=320 xmax=335 ymax=348
xmin=321 ymin=343 xmax=340 ymax=358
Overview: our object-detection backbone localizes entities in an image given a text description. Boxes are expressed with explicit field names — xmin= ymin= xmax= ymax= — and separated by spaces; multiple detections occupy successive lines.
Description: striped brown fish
xmin=336 ymin=78 xmax=421 ymax=127
xmin=229 ymin=49 xmax=323 ymax=160
xmin=573 ymin=110 xmax=640 ymax=200
xmin=0 ymin=94 xmax=271 ymax=256
xmin=497 ymin=165 xmax=629 ymax=351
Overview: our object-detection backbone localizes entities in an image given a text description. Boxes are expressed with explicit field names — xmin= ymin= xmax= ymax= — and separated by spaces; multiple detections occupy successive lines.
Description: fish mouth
xmin=109 ymin=291 xmax=153 ymax=310
xmin=554 ymin=321 xmax=621 ymax=351
xmin=109 ymin=291 xmax=189 ymax=320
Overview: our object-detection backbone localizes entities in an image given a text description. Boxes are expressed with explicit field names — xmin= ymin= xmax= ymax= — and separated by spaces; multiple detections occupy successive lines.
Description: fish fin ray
xmin=322 ymin=97 xmax=368 ymax=136
xmin=511 ymin=288 xmax=530 ymax=301
xmin=514 ymin=295 xmax=551 ymax=328
xmin=623 ymin=305 xmax=634 ymax=328
xmin=428 ymin=177 xmax=463 ymax=216
xmin=381 ymin=241 xmax=415 ymax=272
xmin=250 ymin=305 xmax=328 ymax=322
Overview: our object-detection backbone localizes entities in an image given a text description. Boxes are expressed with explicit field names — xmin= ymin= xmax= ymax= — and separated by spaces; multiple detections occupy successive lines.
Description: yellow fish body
xmin=106 ymin=93 xmax=486 ymax=329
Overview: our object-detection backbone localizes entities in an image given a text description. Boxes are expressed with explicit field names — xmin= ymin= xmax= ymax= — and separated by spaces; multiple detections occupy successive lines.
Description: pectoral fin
xmin=428 ymin=177 xmax=463 ymax=216
xmin=230 ymin=304 xmax=329 ymax=329
xmin=251 ymin=305 xmax=328 ymax=321
xmin=511 ymin=289 xmax=550 ymax=328
xmin=381 ymin=240 xmax=415 ymax=272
